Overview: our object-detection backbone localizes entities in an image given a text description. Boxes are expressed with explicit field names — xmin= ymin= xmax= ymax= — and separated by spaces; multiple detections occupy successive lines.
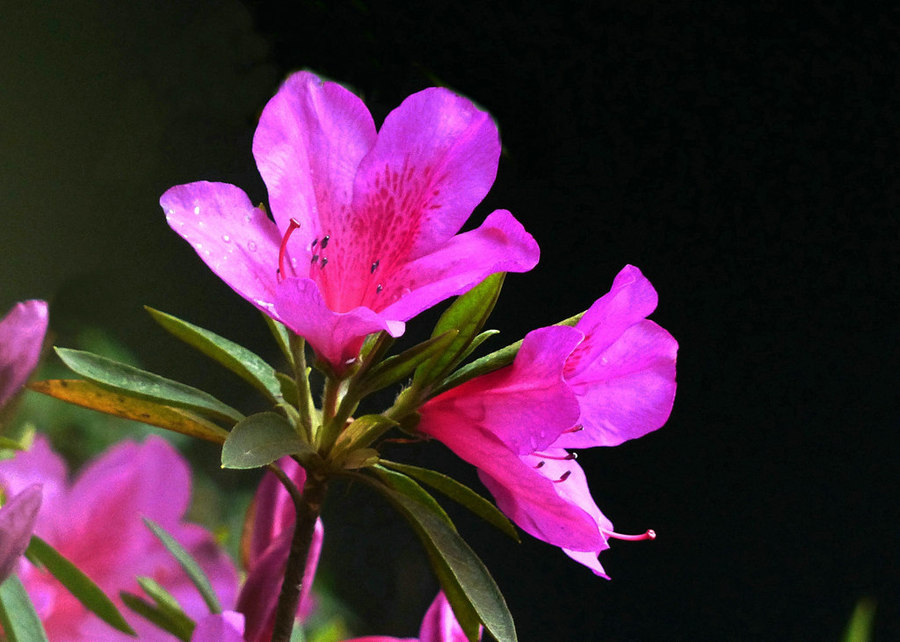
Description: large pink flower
xmin=161 ymin=71 xmax=539 ymax=371
xmin=0 ymin=300 xmax=48 ymax=408
xmin=346 ymin=591 xmax=473 ymax=642
xmin=236 ymin=457 xmax=323 ymax=642
xmin=0 ymin=436 xmax=239 ymax=640
xmin=418 ymin=266 xmax=677 ymax=577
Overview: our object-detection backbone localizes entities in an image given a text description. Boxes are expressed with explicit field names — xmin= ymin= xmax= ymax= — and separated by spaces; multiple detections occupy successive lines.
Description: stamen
xmin=278 ymin=218 xmax=302 ymax=282
xmin=320 ymin=235 xmax=330 ymax=249
xmin=563 ymin=424 xmax=584 ymax=434
xmin=311 ymin=237 xmax=318 ymax=248
xmin=376 ymin=284 xmax=383 ymax=293
xmin=553 ymin=470 xmax=571 ymax=483
xmin=534 ymin=461 xmax=545 ymax=469
xmin=533 ymin=451 xmax=577 ymax=460
xmin=320 ymin=257 xmax=328 ymax=269
xmin=371 ymin=260 xmax=380 ymax=274
xmin=602 ymin=528 xmax=656 ymax=542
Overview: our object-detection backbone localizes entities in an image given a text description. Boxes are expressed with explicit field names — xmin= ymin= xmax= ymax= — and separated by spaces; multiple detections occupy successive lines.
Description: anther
xmin=320 ymin=235 xmax=330 ymax=249
xmin=371 ymin=260 xmax=380 ymax=274
xmin=376 ymin=284 xmax=383 ymax=293
xmin=311 ymin=237 xmax=318 ymax=248
xmin=534 ymin=461 xmax=545 ymax=469
xmin=320 ymin=257 xmax=328 ymax=268
xmin=602 ymin=528 xmax=656 ymax=542
xmin=278 ymin=218 xmax=302 ymax=282
xmin=553 ymin=470 xmax=572 ymax=483
xmin=563 ymin=424 xmax=584 ymax=434
xmin=311 ymin=254 xmax=319 ymax=263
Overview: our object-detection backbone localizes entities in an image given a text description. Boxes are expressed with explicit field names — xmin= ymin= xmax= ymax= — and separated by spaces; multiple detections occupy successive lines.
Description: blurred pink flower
xmin=236 ymin=457 xmax=322 ymax=642
xmin=0 ymin=300 xmax=48 ymax=408
xmin=0 ymin=484 xmax=42 ymax=582
xmin=0 ymin=436 xmax=238 ymax=640
xmin=346 ymin=591 xmax=474 ymax=642
xmin=191 ymin=611 xmax=245 ymax=642
xmin=161 ymin=71 xmax=539 ymax=371
xmin=418 ymin=266 xmax=677 ymax=577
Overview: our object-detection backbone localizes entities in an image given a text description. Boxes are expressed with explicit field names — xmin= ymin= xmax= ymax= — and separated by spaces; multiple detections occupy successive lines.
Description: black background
xmin=2 ymin=2 xmax=897 ymax=640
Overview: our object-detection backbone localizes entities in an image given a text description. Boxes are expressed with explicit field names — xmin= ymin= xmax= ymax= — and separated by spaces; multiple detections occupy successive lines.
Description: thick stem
xmin=271 ymin=471 xmax=328 ymax=642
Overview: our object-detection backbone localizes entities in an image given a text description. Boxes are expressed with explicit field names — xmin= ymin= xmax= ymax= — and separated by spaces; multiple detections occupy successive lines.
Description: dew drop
xmin=193 ymin=206 xmax=201 ymax=215
xmin=167 ymin=209 xmax=175 ymax=215
xmin=222 ymin=234 xmax=231 ymax=243
xmin=247 ymin=241 xmax=257 ymax=252
xmin=244 ymin=214 xmax=253 ymax=223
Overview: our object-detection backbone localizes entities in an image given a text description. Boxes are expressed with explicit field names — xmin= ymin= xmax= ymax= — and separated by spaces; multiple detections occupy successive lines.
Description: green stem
xmin=289 ymin=334 xmax=314 ymax=443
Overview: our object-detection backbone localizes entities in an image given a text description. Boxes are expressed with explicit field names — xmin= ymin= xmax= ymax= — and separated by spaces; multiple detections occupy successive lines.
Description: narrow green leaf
xmin=120 ymin=590 xmax=193 ymax=641
xmin=25 ymin=535 xmax=136 ymax=635
xmin=0 ymin=574 xmax=49 ymax=642
xmin=221 ymin=412 xmax=316 ymax=469
xmin=842 ymin=597 xmax=877 ymax=642
xmin=29 ymin=379 xmax=229 ymax=444
xmin=456 ymin=329 xmax=500 ymax=364
xmin=415 ymin=273 xmax=505 ymax=386
xmin=276 ymin=372 xmax=301 ymax=408
xmin=264 ymin=315 xmax=294 ymax=369
xmin=0 ymin=436 xmax=28 ymax=451
xmin=335 ymin=414 xmax=399 ymax=452
xmin=146 ymin=307 xmax=282 ymax=402
xmin=55 ymin=348 xmax=243 ymax=424
xmin=372 ymin=465 xmax=454 ymax=528
xmin=143 ymin=518 xmax=220 ymax=614
xmin=360 ymin=330 xmax=458 ymax=394
xmin=364 ymin=469 xmax=517 ymax=642
xmin=433 ymin=310 xmax=586 ymax=397
xmin=379 ymin=460 xmax=519 ymax=541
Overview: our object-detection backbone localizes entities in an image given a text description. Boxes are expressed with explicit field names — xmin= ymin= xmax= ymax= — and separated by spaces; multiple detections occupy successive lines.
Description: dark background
xmin=2 ymin=2 xmax=897 ymax=640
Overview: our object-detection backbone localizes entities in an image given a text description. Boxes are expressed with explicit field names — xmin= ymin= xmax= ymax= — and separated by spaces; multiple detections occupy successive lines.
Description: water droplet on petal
xmin=193 ymin=206 xmax=201 ymax=215
xmin=244 ymin=214 xmax=253 ymax=223
xmin=247 ymin=241 xmax=257 ymax=252
xmin=222 ymin=234 xmax=231 ymax=243
xmin=167 ymin=209 xmax=175 ymax=215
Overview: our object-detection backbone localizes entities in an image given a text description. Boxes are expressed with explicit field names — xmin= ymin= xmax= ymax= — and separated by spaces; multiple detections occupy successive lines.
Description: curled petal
xmin=161 ymin=182 xmax=283 ymax=318
xmin=0 ymin=484 xmax=42 ymax=581
xmin=418 ymin=591 xmax=472 ymax=642
xmin=0 ymin=300 xmax=48 ymax=408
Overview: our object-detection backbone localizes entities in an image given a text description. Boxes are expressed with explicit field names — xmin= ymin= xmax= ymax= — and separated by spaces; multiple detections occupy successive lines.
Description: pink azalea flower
xmin=236 ymin=457 xmax=323 ymax=642
xmin=161 ymin=71 xmax=539 ymax=371
xmin=417 ymin=266 xmax=677 ymax=577
xmin=0 ymin=436 xmax=239 ymax=640
xmin=0 ymin=300 xmax=48 ymax=408
xmin=0 ymin=484 xmax=42 ymax=582
xmin=346 ymin=591 xmax=474 ymax=642
xmin=191 ymin=611 xmax=245 ymax=642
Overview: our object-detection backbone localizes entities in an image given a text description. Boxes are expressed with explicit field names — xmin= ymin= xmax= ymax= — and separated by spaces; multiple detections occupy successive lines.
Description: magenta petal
xmin=192 ymin=611 xmax=245 ymax=642
xmin=161 ymin=181 xmax=283 ymax=318
xmin=418 ymin=591 xmax=471 ymax=642
xmin=274 ymin=277 xmax=405 ymax=369
xmin=253 ymin=71 xmax=377 ymax=235
xmin=351 ymin=86 xmax=500 ymax=259
xmin=560 ymin=320 xmax=678 ymax=448
xmin=0 ymin=300 xmax=48 ymax=408
xmin=564 ymin=265 xmax=661 ymax=381
xmin=378 ymin=210 xmax=540 ymax=322
xmin=247 ymin=457 xmax=307 ymax=567
xmin=0 ymin=484 xmax=42 ymax=581
xmin=0 ymin=437 xmax=68 ymax=538
xmin=422 ymin=326 xmax=581 ymax=456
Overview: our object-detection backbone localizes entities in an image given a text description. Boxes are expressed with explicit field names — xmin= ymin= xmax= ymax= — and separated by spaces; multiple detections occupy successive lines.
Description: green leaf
xmin=379 ymin=460 xmax=519 ymax=542
xmin=143 ymin=518 xmax=220 ymax=614
xmin=146 ymin=307 xmax=283 ymax=402
xmin=365 ymin=468 xmax=516 ymax=642
xmin=120 ymin=585 xmax=194 ymax=641
xmin=359 ymin=330 xmax=458 ymax=395
xmin=335 ymin=414 xmax=398 ymax=452
xmin=55 ymin=348 xmax=244 ymax=424
xmin=264 ymin=315 xmax=295 ymax=369
xmin=0 ymin=574 xmax=50 ymax=642
xmin=415 ymin=273 xmax=505 ymax=387
xmin=25 ymin=535 xmax=136 ymax=636
xmin=29 ymin=379 xmax=229 ymax=444
xmin=433 ymin=310 xmax=586 ymax=397
xmin=842 ymin=597 xmax=877 ymax=642
xmin=221 ymin=412 xmax=316 ymax=469
xmin=276 ymin=372 xmax=301 ymax=408
xmin=372 ymin=465 xmax=455 ymax=528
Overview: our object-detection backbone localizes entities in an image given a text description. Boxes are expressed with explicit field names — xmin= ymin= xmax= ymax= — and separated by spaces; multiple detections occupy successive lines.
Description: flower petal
xmin=192 ymin=611 xmax=245 ymax=642
xmin=0 ymin=484 xmax=42 ymax=581
xmin=378 ymin=210 xmax=540 ymax=322
xmin=418 ymin=591 xmax=472 ymax=642
xmin=560 ymin=320 xmax=678 ymax=448
xmin=161 ymin=181 xmax=283 ymax=318
xmin=253 ymin=71 xmax=376 ymax=236
xmin=422 ymin=326 xmax=581 ymax=456
xmin=274 ymin=277 xmax=405 ymax=369
xmin=0 ymin=300 xmax=48 ymax=408
xmin=564 ymin=265 xmax=660 ymax=381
